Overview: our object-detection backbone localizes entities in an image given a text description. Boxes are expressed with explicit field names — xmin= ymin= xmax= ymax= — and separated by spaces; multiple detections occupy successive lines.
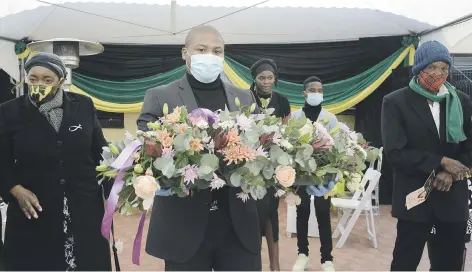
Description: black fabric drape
xmin=354 ymin=66 xmax=412 ymax=204
xmin=0 ymin=70 xmax=15 ymax=104
xmin=76 ymin=36 xmax=404 ymax=82
xmin=76 ymin=44 xmax=184 ymax=80
xmin=226 ymin=36 xmax=404 ymax=83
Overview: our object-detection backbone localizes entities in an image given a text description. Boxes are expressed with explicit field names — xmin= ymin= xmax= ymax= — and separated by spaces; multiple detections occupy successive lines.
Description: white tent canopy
xmin=0 ymin=1 xmax=435 ymax=45
xmin=1 ymin=0 xmax=471 ymax=80
xmin=420 ymin=16 xmax=472 ymax=54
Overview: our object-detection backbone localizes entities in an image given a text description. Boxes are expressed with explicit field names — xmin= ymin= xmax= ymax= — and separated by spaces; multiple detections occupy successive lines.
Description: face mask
xmin=28 ymin=85 xmax=55 ymax=104
xmin=418 ymin=71 xmax=447 ymax=92
xmin=189 ymin=54 xmax=224 ymax=84
xmin=306 ymin=93 xmax=323 ymax=106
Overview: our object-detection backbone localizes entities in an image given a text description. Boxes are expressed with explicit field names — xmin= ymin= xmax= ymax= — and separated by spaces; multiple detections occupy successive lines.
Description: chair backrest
xmin=351 ymin=167 xmax=381 ymax=200
xmin=351 ymin=168 xmax=382 ymax=211
xmin=368 ymin=146 xmax=383 ymax=172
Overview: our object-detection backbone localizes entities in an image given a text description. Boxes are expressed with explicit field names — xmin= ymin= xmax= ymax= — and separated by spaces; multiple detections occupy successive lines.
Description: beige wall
xmin=102 ymin=113 xmax=139 ymax=142
xmin=102 ymin=113 xmax=356 ymax=142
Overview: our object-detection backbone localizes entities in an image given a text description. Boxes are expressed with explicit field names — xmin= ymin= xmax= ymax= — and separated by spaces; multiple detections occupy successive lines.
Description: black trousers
xmin=391 ymin=218 xmax=466 ymax=271
xmin=165 ymin=208 xmax=261 ymax=271
xmin=296 ymin=187 xmax=333 ymax=263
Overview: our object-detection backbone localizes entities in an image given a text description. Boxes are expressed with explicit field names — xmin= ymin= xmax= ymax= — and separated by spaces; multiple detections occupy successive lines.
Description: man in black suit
xmin=381 ymin=41 xmax=472 ymax=271
xmin=137 ymin=25 xmax=261 ymax=271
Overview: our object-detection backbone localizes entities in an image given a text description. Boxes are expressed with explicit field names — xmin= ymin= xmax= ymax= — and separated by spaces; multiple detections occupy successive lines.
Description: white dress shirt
xmin=428 ymin=85 xmax=449 ymax=136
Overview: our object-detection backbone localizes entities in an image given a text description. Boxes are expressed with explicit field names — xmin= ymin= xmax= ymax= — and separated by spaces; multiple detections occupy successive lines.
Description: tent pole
xmin=171 ymin=0 xmax=177 ymax=34
xmin=420 ymin=13 xmax=472 ymax=36
xmin=19 ymin=58 xmax=24 ymax=97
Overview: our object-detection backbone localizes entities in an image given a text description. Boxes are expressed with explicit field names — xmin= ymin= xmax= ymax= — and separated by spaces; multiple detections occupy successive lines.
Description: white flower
xmin=346 ymin=147 xmax=355 ymax=156
xmin=274 ymin=189 xmax=286 ymax=198
xmin=272 ymin=132 xmax=282 ymax=145
xmin=237 ymin=192 xmax=250 ymax=203
xmin=205 ymin=140 xmax=215 ymax=154
xmin=218 ymin=120 xmax=236 ymax=129
xmin=255 ymin=146 xmax=268 ymax=158
xmin=280 ymin=139 xmax=293 ymax=150
xmin=236 ymin=114 xmax=253 ymax=131
xmin=210 ymin=173 xmax=226 ymax=190
xmin=284 ymin=192 xmax=301 ymax=206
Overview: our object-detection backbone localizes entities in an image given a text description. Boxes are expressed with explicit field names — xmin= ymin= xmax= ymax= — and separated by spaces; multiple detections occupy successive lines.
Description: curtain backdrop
xmin=76 ymin=36 xmax=404 ymax=83
xmin=70 ymin=45 xmax=415 ymax=113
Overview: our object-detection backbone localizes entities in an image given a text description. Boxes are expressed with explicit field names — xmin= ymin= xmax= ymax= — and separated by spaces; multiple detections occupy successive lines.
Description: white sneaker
xmin=321 ymin=261 xmax=335 ymax=271
xmin=292 ymin=254 xmax=309 ymax=271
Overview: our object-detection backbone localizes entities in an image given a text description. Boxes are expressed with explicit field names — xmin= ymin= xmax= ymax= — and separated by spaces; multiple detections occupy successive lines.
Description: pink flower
xmin=210 ymin=173 xmax=226 ymax=190
xmin=162 ymin=147 xmax=175 ymax=157
xmin=255 ymin=146 xmax=268 ymax=158
xmin=183 ymin=165 xmax=199 ymax=184
xmin=222 ymin=144 xmax=256 ymax=165
xmin=237 ymin=192 xmax=250 ymax=203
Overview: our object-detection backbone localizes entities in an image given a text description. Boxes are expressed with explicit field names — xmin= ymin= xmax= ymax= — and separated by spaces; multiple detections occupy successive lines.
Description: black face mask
xmin=28 ymin=85 xmax=57 ymax=104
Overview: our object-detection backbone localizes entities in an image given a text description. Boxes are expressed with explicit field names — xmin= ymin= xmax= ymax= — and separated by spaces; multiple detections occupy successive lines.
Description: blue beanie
xmin=412 ymin=41 xmax=452 ymax=75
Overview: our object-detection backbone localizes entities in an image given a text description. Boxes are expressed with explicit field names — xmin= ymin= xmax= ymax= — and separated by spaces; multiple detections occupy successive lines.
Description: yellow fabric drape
xmin=69 ymin=85 xmax=143 ymax=113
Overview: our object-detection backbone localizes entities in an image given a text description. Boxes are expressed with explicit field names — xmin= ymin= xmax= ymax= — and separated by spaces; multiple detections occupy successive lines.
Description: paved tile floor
xmin=113 ymin=204 xmax=472 ymax=271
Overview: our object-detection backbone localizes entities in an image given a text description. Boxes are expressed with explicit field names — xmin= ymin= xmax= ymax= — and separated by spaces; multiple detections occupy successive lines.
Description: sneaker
xmin=321 ymin=261 xmax=335 ymax=271
xmin=292 ymin=254 xmax=309 ymax=271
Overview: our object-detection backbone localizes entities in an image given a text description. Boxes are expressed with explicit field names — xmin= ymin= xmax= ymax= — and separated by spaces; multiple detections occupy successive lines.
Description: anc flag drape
xmin=68 ymin=45 xmax=415 ymax=114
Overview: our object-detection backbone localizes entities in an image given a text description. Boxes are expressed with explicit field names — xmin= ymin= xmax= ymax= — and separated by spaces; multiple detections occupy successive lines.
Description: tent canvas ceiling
xmin=0 ymin=1 xmax=435 ymax=45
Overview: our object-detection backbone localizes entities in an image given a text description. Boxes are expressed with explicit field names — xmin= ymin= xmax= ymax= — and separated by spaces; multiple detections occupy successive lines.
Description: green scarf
xmin=409 ymin=77 xmax=466 ymax=144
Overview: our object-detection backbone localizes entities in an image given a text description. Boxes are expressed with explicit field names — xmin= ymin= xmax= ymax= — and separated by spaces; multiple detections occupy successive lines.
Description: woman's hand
xmin=10 ymin=185 xmax=42 ymax=219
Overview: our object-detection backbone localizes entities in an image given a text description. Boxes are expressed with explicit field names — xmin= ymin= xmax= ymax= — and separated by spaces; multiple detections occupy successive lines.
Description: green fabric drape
xmin=225 ymin=46 xmax=407 ymax=107
xmin=72 ymin=66 xmax=186 ymax=103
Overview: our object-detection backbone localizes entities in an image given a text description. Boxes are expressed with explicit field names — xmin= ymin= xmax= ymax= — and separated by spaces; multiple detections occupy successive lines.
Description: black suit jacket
xmin=381 ymin=87 xmax=472 ymax=222
xmin=0 ymin=93 xmax=111 ymax=270
xmin=137 ymin=76 xmax=262 ymax=263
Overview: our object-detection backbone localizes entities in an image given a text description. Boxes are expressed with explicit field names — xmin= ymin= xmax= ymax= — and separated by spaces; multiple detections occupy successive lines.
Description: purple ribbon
xmin=132 ymin=212 xmax=146 ymax=265
xmin=101 ymin=140 xmax=142 ymax=240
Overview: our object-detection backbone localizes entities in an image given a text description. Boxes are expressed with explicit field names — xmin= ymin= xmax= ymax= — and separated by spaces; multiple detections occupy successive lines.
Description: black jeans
xmin=165 ymin=208 xmax=261 ymax=271
xmin=391 ymin=218 xmax=466 ymax=271
xmin=296 ymin=187 xmax=333 ymax=263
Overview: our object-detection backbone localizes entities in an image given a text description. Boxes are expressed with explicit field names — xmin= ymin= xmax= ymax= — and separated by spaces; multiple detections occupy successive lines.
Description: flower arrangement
xmin=96 ymin=100 xmax=298 ymax=216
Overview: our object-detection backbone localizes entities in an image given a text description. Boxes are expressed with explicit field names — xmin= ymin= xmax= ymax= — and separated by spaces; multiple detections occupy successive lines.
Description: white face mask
xmin=189 ymin=54 xmax=224 ymax=84
xmin=306 ymin=93 xmax=323 ymax=106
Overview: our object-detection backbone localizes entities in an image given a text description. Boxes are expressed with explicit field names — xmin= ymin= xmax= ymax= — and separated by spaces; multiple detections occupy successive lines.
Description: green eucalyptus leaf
xmin=162 ymin=163 xmax=176 ymax=178
xmin=230 ymin=172 xmax=242 ymax=187
xmin=197 ymin=165 xmax=214 ymax=181
xmin=262 ymin=165 xmax=275 ymax=179
xmin=200 ymin=153 xmax=219 ymax=170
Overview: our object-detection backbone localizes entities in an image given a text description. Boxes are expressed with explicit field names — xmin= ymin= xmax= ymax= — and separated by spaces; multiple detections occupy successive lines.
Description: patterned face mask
xmin=418 ymin=71 xmax=448 ymax=92
xmin=28 ymin=85 xmax=55 ymax=104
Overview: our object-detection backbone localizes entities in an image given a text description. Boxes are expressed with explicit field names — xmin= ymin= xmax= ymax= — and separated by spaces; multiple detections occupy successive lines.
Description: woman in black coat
xmin=0 ymin=53 xmax=111 ymax=271
xmin=250 ymin=59 xmax=291 ymax=271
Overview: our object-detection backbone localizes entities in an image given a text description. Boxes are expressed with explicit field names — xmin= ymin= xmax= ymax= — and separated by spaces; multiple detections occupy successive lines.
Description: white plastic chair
xmin=331 ymin=154 xmax=382 ymax=249
xmin=370 ymin=147 xmax=383 ymax=215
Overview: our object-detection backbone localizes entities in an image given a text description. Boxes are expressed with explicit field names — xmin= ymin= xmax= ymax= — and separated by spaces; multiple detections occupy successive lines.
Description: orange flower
xmin=164 ymin=107 xmax=182 ymax=123
xmin=226 ymin=129 xmax=241 ymax=146
xmin=161 ymin=136 xmax=174 ymax=148
xmin=189 ymin=138 xmax=204 ymax=151
xmin=222 ymin=144 xmax=256 ymax=165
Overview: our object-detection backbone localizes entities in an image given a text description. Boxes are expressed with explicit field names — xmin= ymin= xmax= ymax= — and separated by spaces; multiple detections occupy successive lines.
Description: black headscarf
xmin=25 ymin=52 xmax=67 ymax=79
xmin=250 ymin=58 xmax=278 ymax=91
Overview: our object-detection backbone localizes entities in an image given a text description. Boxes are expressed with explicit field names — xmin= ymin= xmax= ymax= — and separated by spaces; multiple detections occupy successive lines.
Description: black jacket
xmin=0 ymin=93 xmax=111 ymax=270
xmin=381 ymin=87 xmax=472 ymax=222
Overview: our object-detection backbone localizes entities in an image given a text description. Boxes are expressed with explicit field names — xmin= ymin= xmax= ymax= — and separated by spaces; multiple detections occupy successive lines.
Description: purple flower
xmin=188 ymin=108 xmax=218 ymax=127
